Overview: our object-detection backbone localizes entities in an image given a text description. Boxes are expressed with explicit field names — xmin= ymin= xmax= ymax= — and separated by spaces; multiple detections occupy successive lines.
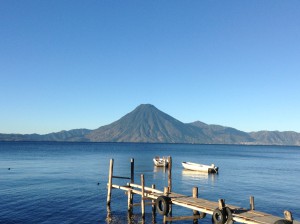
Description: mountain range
xmin=1 ymin=104 xmax=300 ymax=146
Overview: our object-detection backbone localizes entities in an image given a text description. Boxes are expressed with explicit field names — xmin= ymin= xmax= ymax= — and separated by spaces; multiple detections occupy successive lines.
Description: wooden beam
xmin=128 ymin=183 xmax=163 ymax=194
xmin=112 ymin=175 xmax=130 ymax=180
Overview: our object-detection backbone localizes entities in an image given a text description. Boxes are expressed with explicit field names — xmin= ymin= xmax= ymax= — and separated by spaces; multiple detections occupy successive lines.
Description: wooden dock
xmin=106 ymin=158 xmax=299 ymax=224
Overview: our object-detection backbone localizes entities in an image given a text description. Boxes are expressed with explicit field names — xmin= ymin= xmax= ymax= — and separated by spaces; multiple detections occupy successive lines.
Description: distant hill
xmin=189 ymin=121 xmax=255 ymax=144
xmin=0 ymin=129 xmax=91 ymax=142
xmin=1 ymin=104 xmax=300 ymax=146
xmin=249 ymin=131 xmax=300 ymax=146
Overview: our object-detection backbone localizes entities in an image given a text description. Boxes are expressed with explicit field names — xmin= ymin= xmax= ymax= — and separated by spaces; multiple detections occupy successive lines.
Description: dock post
xmin=130 ymin=158 xmax=134 ymax=183
xmin=127 ymin=158 xmax=134 ymax=213
xmin=218 ymin=199 xmax=225 ymax=210
xmin=152 ymin=184 xmax=156 ymax=213
xmin=164 ymin=186 xmax=169 ymax=195
xmin=193 ymin=187 xmax=199 ymax=224
xmin=107 ymin=159 xmax=114 ymax=206
xmin=163 ymin=187 xmax=169 ymax=224
xmin=250 ymin=196 xmax=255 ymax=210
xmin=141 ymin=174 xmax=145 ymax=219
xmin=152 ymin=184 xmax=156 ymax=223
xmin=127 ymin=189 xmax=132 ymax=212
xmin=284 ymin=210 xmax=293 ymax=222
xmin=168 ymin=156 xmax=172 ymax=192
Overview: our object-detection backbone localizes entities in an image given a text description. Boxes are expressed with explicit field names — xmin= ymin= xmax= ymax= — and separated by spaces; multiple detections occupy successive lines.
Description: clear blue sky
xmin=1 ymin=1 xmax=300 ymax=134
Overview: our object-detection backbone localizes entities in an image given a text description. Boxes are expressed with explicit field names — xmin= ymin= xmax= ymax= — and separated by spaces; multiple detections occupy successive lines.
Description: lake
xmin=0 ymin=142 xmax=299 ymax=223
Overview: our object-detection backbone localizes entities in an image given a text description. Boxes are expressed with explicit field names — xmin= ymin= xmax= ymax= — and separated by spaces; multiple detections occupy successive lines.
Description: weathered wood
xmin=284 ymin=210 xmax=293 ymax=221
xmin=193 ymin=187 xmax=199 ymax=224
xmin=193 ymin=187 xmax=199 ymax=215
xmin=111 ymin=184 xmax=129 ymax=190
xmin=127 ymin=189 xmax=132 ymax=211
xmin=168 ymin=156 xmax=172 ymax=191
xmin=132 ymin=202 xmax=154 ymax=207
xmin=152 ymin=184 xmax=156 ymax=214
xmin=250 ymin=196 xmax=255 ymax=210
xmin=218 ymin=199 xmax=225 ymax=210
xmin=163 ymin=186 xmax=169 ymax=223
xmin=112 ymin=175 xmax=130 ymax=179
xmin=130 ymin=158 xmax=134 ymax=183
xmin=164 ymin=186 xmax=169 ymax=195
xmin=111 ymin=183 xmax=300 ymax=224
xmin=164 ymin=214 xmax=205 ymax=221
xmin=128 ymin=183 xmax=163 ymax=194
xmin=141 ymin=174 xmax=145 ymax=219
xmin=106 ymin=159 xmax=114 ymax=206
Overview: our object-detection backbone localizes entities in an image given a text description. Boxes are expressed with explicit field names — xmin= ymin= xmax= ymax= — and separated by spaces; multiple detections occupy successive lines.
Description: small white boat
xmin=153 ymin=156 xmax=169 ymax=167
xmin=182 ymin=162 xmax=218 ymax=173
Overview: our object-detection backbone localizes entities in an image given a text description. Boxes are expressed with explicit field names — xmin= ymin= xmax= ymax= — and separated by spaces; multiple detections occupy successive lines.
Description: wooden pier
xmin=106 ymin=158 xmax=299 ymax=224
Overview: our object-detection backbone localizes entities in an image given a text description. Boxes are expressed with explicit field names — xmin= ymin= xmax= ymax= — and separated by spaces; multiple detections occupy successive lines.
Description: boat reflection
xmin=181 ymin=169 xmax=217 ymax=182
xmin=153 ymin=166 xmax=168 ymax=173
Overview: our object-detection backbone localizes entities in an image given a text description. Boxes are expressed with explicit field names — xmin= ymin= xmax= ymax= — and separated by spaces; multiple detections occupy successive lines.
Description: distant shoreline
xmin=1 ymin=140 xmax=299 ymax=147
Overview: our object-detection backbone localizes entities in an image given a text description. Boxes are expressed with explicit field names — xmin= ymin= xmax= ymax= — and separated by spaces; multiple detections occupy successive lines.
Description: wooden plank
xmin=164 ymin=214 xmax=204 ymax=221
xmin=111 ymin=184 xmax=131 ymax=191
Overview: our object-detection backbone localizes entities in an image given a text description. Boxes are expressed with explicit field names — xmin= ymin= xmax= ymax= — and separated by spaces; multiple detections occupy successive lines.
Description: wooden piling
xmin=164 ymin=186 xmax=169 ymax=195
xmin=192 ymin=187 xmax=199 ymax=214
xmin=127 ymin=189 xmax=132 ymax=212
xmin=141 ymin=174 xmax=145 ymax=219
xmin=168 ymin=156 xmax=172 ymax=192
xmin=218 ymin=199 xmax=225 ymax=210
xmin=163 ymin=187 xmax=169 ymax=224
xmin=128 ymin=158 xmax=134 ymax=212
xmin=193 ymin=187 xmax=199 ymax=224
xmin=152 ymin=184 xmax=156 ymax=224
xmin=250 ymin=196 xmax=255 ymax=210
xmin=152 ymin=184 xmax=156 ymax=213
xmin=130 ymin=158 xmax=134 ymax=183
xmin=107 ymin=159 xmax=114 ymax=206
xmin=284 ymin=210 xmax=293 ymax=222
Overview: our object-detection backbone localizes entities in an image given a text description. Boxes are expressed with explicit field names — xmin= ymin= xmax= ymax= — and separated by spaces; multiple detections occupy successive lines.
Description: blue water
xmin=0 ymin=142 xmax=299 ymax=223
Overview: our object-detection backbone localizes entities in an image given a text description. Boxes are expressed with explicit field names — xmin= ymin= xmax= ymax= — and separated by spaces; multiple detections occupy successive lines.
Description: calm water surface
xmin=0 ymin=142 xmax=299 ymax=223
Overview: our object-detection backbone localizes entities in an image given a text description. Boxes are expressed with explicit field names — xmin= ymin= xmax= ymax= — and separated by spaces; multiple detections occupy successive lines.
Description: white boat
xmin=182 ymin=162 xmax=218 ymax=173
xmin=153 ymin=156 xmax=169 ymax=167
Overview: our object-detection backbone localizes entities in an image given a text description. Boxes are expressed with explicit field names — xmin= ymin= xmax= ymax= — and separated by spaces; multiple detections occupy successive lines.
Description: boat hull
xmin=182 ymin=162 xmax=218 ymax=173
